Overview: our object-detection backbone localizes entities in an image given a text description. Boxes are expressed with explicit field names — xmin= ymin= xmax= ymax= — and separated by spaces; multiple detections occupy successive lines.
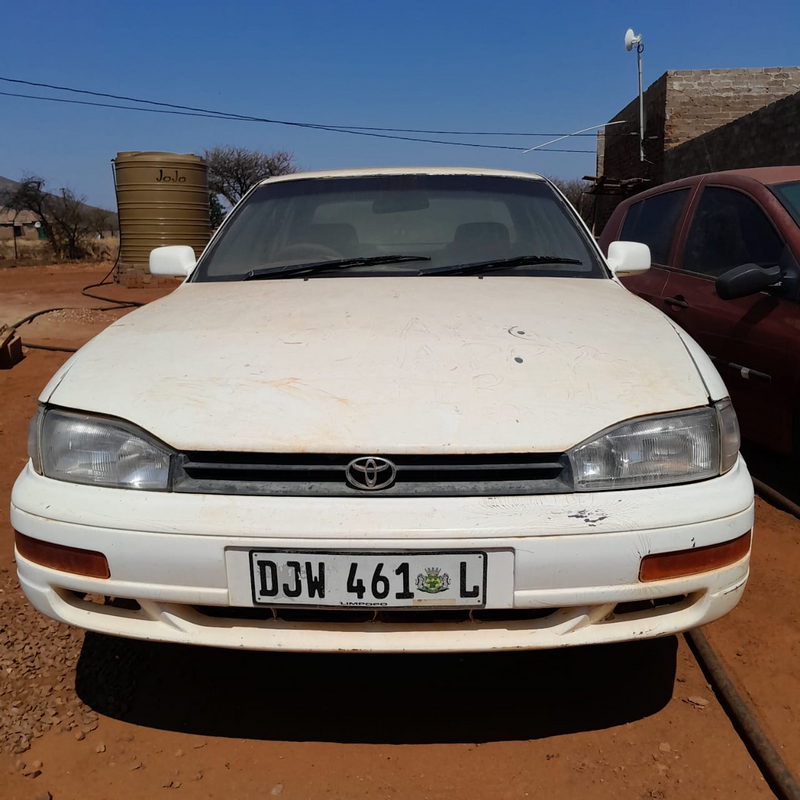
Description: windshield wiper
xmin=244 ymin=255 xmax=431 ymax=281
xmin=419 ymin=254 xmax=583 ymax=276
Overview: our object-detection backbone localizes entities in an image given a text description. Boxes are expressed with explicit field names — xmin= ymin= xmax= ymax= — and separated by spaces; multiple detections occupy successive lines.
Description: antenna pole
xmin=636 ymin=41 xmax=644 ymax=162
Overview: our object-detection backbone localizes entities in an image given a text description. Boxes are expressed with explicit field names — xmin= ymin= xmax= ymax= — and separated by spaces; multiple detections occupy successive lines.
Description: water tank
xmin=113 ymin=151 xmax=211 ymax=283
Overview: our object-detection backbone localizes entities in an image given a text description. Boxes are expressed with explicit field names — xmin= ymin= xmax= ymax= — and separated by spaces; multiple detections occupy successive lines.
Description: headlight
xmin=27 ymin=405 xmax=44 ymax=474
xmin=716 ymin=397 xmax=740 ymax=475
xmin=36 ymin=408 xmax=172 ymax=490
xmin=569 ymin=400 xmax=740 ymax=491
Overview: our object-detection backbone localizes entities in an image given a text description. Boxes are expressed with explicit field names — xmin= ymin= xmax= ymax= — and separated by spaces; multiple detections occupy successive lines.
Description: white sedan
xmin=11 ymin=168 xmax=753 ymax=652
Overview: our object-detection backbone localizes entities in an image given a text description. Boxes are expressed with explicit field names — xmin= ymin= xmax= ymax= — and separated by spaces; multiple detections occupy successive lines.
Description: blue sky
xmin=1 ymin=0 xmax=797 ymax=208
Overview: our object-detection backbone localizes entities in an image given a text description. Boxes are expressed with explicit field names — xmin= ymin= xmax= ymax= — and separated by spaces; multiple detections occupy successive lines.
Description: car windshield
xmin=193 ymin=174 xmax=605 ymax=281
xmin=770 ymin=180 xmax=800 ymax=227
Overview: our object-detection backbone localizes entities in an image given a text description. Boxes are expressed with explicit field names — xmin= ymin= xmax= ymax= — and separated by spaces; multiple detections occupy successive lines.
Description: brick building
xmin=0 ymin=209 xmax=41 ymax=240
xmin=594 ymin=67 xmax=800 ymax=229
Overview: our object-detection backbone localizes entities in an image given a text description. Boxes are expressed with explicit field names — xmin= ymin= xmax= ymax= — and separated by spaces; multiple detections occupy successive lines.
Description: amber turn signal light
xmin=639 ymin=531 xmax=751 ymax=582
xmin=14 ymin=532 xmax=110 ymax=579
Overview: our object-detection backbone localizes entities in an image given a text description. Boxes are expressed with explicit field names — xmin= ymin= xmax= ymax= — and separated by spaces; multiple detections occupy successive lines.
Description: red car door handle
xmin=664 ymin=296 xmax=689 ymax=309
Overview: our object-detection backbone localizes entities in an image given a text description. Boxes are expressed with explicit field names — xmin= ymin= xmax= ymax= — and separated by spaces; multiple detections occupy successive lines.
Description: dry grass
xmin=0 ymin=235 xmax=119 ymax=263
xmin=0 ymin=238 xmax=50 ymax=261
xmin=82 ymin=236 xmax=120 ymax=261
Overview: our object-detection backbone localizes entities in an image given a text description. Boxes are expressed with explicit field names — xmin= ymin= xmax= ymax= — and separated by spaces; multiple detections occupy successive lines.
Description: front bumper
xmin=11 ymin=459 xmax=754 ymax=652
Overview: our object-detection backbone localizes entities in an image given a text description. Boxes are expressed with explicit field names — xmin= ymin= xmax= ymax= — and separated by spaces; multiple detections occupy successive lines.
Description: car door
xmin=617 ymin=188 xmax=693 ymax=304
xmin=661 ymin=185 xmax=796 ymax=452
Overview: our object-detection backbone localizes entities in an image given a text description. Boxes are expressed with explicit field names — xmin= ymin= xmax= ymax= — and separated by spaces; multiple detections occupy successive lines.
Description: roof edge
xmin=258 ymin=166 xmax=546 ymax=187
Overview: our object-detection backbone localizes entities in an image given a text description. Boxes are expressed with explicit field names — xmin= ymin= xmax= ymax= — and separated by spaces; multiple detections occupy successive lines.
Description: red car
xmin=600 ymin=167 xmax=800 ymax=456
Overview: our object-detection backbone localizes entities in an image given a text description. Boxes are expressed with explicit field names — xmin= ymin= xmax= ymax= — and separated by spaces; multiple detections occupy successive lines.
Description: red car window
xmin=683 ymin=187 xmax=784 ymax=277
xmin=619 ymin=189 xmax=689 ymax=265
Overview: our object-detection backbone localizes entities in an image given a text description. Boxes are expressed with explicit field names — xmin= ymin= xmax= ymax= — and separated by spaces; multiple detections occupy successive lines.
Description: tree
xmin=49 ymin=187 xmax=93 ymax=259
xmin=4 ymin=177 xmax=57 ymax=249
xmin=209 ymin=192 xmax=226 ymax=229
xmin=547 ymin=176 xmax=595 ymax=225
xmin=4 ymin=176 xmax=93 ymax=259
xmin=203 ymin=146 xmax=298 ymax=206
xmin=86 ymin=206 xmax=117 ymax=238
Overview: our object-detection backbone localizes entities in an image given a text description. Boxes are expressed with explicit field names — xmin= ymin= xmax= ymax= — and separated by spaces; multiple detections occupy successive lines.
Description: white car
xmin=11 ymin=168 xmax=753 ymax=653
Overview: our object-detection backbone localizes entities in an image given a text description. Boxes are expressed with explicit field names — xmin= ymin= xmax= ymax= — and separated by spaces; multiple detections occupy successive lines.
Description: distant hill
xmin=0 ymin=175 xmax=20 ymax=200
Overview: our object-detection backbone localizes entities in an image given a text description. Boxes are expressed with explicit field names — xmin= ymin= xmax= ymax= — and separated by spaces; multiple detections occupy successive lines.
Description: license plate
xmin=248 ymin=550 xmax=487 ymax=608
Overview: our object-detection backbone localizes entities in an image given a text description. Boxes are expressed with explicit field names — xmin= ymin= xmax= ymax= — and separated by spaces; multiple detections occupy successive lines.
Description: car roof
xmin=707 ymin=166 xmax=800 ymax=185
xmin=257 ymin=166 xmax=547 ymax=186
xmin=644 ymin=166 xmax=800 ymax=195
xmin=610 ymin=166 xmax=800 ymax=214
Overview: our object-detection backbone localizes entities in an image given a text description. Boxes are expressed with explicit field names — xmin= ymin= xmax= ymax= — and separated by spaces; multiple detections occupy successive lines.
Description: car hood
xmin=44 ymin=277 xmax=710 ymax=454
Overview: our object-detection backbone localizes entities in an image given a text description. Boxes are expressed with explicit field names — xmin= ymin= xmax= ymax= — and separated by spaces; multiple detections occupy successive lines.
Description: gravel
xmin=43 ymin=308 xmax=118 ymax=325
xmin=0 ymin=566 xmax=97 ymax=754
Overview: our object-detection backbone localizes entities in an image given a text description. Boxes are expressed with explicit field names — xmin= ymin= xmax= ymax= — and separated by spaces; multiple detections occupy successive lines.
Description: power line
xmin=0 ymin=89 xmax=597 ymax=153
xmin=0 ymin=75 xmax=600 ymax=137
xmin=0 ymin=75 xmax=598 ymax=151
xmin=0 ymin=90 xmax=269 ymax=122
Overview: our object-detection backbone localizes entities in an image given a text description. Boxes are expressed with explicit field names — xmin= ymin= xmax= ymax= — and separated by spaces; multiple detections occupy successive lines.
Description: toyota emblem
xmin=346 ymin=456 xmax=397 ymax=491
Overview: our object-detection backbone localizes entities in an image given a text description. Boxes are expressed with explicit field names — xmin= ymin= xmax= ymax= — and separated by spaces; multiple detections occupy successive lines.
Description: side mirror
xmin=607 ymin=241 xmax=651 ymax=276
xmin=149 ymin=245 xmax=196 ymax=277
xmin=715 ymin=263 xmax=781 ymax=301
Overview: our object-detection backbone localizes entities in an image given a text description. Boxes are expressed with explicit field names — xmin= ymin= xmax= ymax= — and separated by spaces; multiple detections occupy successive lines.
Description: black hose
xmin=10 ymin=249 xmax=139 ymax=347
xmin=686 ymin=628 xmax=800 ymax=800
xmin=10 ymin=303 xmax=128 ymax=331
xmin=9 ymin=255 xmax=129 ymax=331
xmin=11 ymin=307 xmax=72 ymax=328
xmin=752 ymin=478 xmax=800 ymax=520
xmin=11 ymin=163 xmax=140 ymax=353
xmin=79 ymin=226 xmax=142 ymax=308
xmin=81 ymin=261 xmax=142 ymax=308
xmin=82 ymin=159 xmax=142 ymax=308
xmin=21 ymin=341 xmax=78 ymax=353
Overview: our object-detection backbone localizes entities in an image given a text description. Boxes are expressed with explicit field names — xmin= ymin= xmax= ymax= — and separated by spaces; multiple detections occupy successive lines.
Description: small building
xmin=592 ymin=67 xmax=800 ymax=230
xmin=0 ymin=209 xmax=42 ymax=240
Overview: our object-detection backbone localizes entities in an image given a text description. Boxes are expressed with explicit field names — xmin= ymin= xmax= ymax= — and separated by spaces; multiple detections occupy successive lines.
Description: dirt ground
xmin=1 ymin=261 xmax=170 ymax=351
xmin=1 ymin=263 xmax=798 ymax=800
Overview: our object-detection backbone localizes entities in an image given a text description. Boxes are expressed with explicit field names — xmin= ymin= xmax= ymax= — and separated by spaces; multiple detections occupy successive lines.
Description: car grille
xmin=190 ymin=595 xmax=689 ymax=626
xmin=192 ymin=605 xmax=559 ymax=624
xmin=172 ymin=452 xmax=572 ymax=497
xmin=65 ymin=593 xmax=691 ymax=628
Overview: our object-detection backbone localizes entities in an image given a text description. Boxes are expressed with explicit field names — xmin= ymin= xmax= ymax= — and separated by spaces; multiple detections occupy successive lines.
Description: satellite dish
xmin=33 ymin=221 xmax=41 ymax=228
xmin=625 ymin=28 xmax=641 ymax=52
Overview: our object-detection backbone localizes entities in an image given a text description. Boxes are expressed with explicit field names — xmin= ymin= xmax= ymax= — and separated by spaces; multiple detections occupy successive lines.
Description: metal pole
xmin=637 ymin=42 xmax=645 ymax=162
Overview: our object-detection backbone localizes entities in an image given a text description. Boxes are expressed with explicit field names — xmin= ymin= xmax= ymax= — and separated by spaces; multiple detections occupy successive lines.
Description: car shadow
xmin=76 ymin=633 xmax=677 ymax=744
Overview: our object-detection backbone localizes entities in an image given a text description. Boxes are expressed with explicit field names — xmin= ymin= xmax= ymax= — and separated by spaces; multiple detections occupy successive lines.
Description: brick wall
xmin=664 ymin=90 xmax=800 ymax=182
xmin=116 ymin=263 xmax=184 ymax=289
xmin=0 ymin=225 xmax=39 ymax=241
xmin=595 ymin=67 xmax=800 ymax=230
xmin=665 ymin=68 xmax=800 ymax=149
